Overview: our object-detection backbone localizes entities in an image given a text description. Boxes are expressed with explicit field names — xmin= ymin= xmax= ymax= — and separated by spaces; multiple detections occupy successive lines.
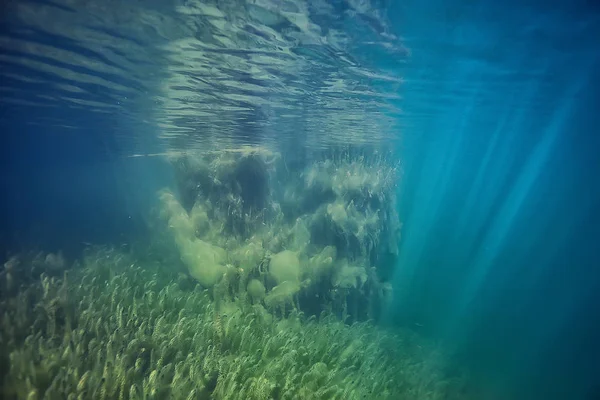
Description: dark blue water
xmin=2 ymin=0 xmax=600 ymax=399
xmin=389 ymin=1 xmax=600 ymax=398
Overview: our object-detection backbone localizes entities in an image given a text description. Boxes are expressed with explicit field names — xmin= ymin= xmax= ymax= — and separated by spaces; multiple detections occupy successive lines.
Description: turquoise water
xmin=1 ymin=1 xmax=599 ymax=399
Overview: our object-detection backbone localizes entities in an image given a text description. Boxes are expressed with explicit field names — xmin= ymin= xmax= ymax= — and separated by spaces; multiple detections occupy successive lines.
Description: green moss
xmin=308 ymin=245 xmax=337 ymax=281
xmin=268 ymin=250 xmax=301 ymax=286
xmin=332 ymin=259 xmax=368 ymax=289
xmin=264 ymin=280 xmax=300 ymax=310
xmin=247 ymin=279 xmax=266 ymax=303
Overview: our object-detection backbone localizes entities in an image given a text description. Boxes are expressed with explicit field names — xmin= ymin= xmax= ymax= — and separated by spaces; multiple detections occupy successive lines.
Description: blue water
xmin=2 ymin=0 xmax=600 ymax=399
xmin=390 ymin=2 xmax=600 ymax=398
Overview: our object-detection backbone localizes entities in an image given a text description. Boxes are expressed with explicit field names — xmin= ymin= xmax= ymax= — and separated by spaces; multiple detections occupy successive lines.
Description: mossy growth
xmin=247 ymin=279 xmax=266 ymax=303
xmin=161 ymin=147 xmax=401 ymax=322
xmin=268 ymin=250 xmax=301 ymax=285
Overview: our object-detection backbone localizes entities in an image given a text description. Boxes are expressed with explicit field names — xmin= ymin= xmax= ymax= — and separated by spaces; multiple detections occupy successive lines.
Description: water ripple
xmin=1 ymin=0 xmax=407 ymax=154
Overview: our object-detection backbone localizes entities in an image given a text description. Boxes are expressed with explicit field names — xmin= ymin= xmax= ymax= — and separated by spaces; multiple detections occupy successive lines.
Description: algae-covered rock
xmin=289 ymin=218 xmax=311 ymax=251
xmin=160 ymin=190 xmax=196 ymax=238
xmin=161 ymin=147 xmax=401 ymax=322
xmin=179 ymin=238 xmax=227 ymax=287
xmin=332 ymin=259 xmax=367 ymax=289
xmin=247 ymin=279 xmax=266 ymax=302
xmin=308 ymin=246 xmax=337 ymax=280
xmin=327 ymin=201 xmax=348 ymax=227
xmin=264 ymin=281 xmax=300 ymax=309
xmin=269 ymin=250 xmax=300 ymax=285
xmin=190 ymin=203 xmax=210 ymax=236
xmin=231 ymin=240 xmax=265 ymax=273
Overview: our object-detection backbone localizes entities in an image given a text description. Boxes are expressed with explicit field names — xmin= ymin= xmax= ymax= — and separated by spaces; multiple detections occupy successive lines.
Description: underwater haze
xmin=1 ymin=0 xmax=600 ymax=399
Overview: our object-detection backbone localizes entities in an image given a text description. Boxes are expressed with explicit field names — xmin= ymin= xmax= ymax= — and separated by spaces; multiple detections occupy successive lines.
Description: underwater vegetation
xmin=0 ymin=247 xmax=468 ymax=400
xmin=0 ymin=149 xmax=470 ymax=399
xmin=161 ymin=148 xmax=401 ymax=322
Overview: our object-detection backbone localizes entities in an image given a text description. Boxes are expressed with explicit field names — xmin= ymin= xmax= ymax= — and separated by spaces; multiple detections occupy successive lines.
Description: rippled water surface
xmin=1 ymin=0 xmax=408 ymax=154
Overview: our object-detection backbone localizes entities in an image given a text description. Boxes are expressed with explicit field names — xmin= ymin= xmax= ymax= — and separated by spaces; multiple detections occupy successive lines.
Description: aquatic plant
xmin=1 ymin=251 xmax=67 ymax=296
xmin=0 ymin=247 xmax=469 ymax=400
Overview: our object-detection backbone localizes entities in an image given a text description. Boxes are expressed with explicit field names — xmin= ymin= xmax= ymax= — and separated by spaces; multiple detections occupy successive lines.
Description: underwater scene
xmin=1 ymin=0 xmax=600 ymax=399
